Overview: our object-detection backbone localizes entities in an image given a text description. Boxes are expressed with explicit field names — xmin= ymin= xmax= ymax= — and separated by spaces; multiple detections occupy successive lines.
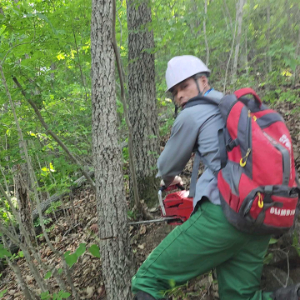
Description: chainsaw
xmin=129 ymin=184 xmax=194 ymax=226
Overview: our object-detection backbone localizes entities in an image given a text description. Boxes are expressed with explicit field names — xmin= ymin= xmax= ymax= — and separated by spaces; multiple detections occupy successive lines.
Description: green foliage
xmin=34 ymin=217 xmax=52 ymax=228
xmin=62 ymin=243 xmax=100 ymax=269
xmin=88 ymin=244 xmax=101 ymax=258
xmin=0 ymin=195 xmax=17 ymax=224
xmin=127 ymin=209 xmax=136 ymax=220
xmin=44 ymin=271 xmax=52 ymax=280
xmin=1 ymin=0 xmax=299 ymax=221
xmin=269 ymin=238 xmax=278 ymax=245
xmin=292 ymin=231 xmax=300 ymax=256
xmin=0 ymin=0 xmax=300 ymax=296
xmin=0 ymin=243 xmax=11 ymax=259
xmin=163 ymin=281 xmax=189 ymax=300
xmin=45 ymin=201 xmax=62 ymax=215
xmin=40 ymin=290 xmax=71 ymax=300
xmin=10 ymin=251 xmax=24 ymax=261
xmin=263 ymin=252 xmax=274 ymax=265
xmin=64 ymin=243 xmax=86 ymax=268
xmin=163 ymin=279 xmax=203 ymax=299
xmin=0 ymin=289 xmax=7 ymax=298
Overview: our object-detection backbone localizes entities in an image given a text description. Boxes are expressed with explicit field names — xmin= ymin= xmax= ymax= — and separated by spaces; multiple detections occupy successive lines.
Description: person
xmin=131 ymin=55 xmax=300 ymax=300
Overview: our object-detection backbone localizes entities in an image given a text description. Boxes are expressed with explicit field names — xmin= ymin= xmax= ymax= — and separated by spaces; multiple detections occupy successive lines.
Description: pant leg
xmin=216 ymin=233 xmax=272 ymax=300
xmin=132 ymin=201 xmax=253 ymax=299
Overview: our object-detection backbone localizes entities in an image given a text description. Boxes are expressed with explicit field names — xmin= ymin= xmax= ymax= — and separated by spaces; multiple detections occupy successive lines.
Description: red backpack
xmin=186 ymin=88 xmax=299 ymax=235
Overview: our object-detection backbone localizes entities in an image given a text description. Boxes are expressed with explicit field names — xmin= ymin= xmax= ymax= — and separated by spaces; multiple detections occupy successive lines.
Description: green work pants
xmin=132 ymin=200 xmax=273 ymax=300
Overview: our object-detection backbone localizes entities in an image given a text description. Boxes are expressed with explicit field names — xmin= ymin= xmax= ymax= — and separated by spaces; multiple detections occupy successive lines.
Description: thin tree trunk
xmin=203 ymin=0 xmax=209 ymax=66
xmin=223 ymin=0 xmax=233 ymax=32
xmin=1 ymin=66 xmax=72 ymax=296
xmin=0 ymin=223 xmax=48 ymax=292
xmin=191 ymin=0 xmax=201 ymax=36
xmin=72 ymin=30 xmax=88 ymax=101
xmin=2 ymin=236 xmax=36 ymax=300
xmin=14 ymin=163 xmax=36 ymax=246
xmin=232 ymin=0 xmax=246 ymax=84
xmin=294 ymin=23 xmax=300 ymax=86
xmin=245 ymin=25 xmax=249 ymax=75
xmin=223 ymin=10 xmax=238 ymax=93
xmin=126 ymin=0 xmax=160 ymax=208
xmin=91 ymin=0 xmax=134 ymax=298
xmin=266 ymin=2 xmax=272 ymax=74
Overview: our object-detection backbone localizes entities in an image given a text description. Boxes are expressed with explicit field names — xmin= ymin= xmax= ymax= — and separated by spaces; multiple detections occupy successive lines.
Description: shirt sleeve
xmin=156 ymin=110 xmax=199 ymax=186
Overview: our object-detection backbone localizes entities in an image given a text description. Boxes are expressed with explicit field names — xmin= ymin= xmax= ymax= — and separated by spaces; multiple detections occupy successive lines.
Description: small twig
xmin=63 ymin=223 xmax=81 ymax=237
xmin=271 ymin=271 xmax=285 ymax=287
xmin=270 ymin=248 xmax=290 ymax=287
xmin=0 ymin=42 xmax=33 ymax=66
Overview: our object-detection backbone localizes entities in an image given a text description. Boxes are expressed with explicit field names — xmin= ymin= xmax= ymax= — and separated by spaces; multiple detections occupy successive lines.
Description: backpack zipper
xmin=240 ymin=110 xmax=252 ymax=167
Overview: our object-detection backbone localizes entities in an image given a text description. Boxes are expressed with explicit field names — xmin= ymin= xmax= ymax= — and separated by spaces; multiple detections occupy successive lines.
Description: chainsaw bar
xmin=128 ymin=217 xmax=179 ymax=225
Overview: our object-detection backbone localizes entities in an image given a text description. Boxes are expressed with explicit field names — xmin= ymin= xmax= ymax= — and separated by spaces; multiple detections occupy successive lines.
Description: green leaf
xmin=64 ymin=251 xmax=71 ymax=258
xmin=0 ymin=289 xmax=7 ymax=298
xmin=44 ymin=271 xmax=52 ymax=280
xmin=269 ymin=238 xmax=278 ymax=245
xmin=65 ymin=253 xmax=78 ymax=268
xmin=264 ymin=253 xmax=273 ymax=265
xmin=40 ymin=291 xmax=50 ymax=300
xmin=58 ymin=268 xmax=63 ymax=275
xmin=58 ymin=291 xmax=71 ymax=299
xmin=88 ymin=244 xmax=100 ymax=258
xmin=75 ymin=243 xmax=86 ymax=258
xmin=0 ymin=244 xmax=12 ymax=258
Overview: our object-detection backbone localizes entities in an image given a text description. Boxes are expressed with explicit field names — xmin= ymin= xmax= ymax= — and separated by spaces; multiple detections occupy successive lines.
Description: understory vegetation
xmin=0 ymin=0 xmax=300 ymax=299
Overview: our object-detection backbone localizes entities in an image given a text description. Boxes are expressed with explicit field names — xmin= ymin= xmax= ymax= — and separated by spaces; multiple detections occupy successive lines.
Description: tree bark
xmin=126 ymin=0 xmax=160 ymax=207
xmin=91 ymin=0 xmax=134 ymax=299
xmin=203 ymin=0 xmax=209 ymax=66
xmin=223 ymin=0 xmax=233 ymax=32
xmin=14 ymin=163 xmax=36 ymax=246
xmin=294 ymin=18 xmax=300 ymax=86
xmin=231 ymin=0 xmax=246 ymax=84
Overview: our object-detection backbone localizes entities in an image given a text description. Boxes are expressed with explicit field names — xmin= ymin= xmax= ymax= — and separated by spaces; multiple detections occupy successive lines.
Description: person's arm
xmin=157 ymin=111 xmax=199 ymax=186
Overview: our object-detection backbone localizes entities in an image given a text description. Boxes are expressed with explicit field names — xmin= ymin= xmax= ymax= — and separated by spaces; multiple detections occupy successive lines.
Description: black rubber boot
xmin=133 ymin=291 xmax=167 ymax=300
xmin=271 ymin=283 xmax=300 ymax=300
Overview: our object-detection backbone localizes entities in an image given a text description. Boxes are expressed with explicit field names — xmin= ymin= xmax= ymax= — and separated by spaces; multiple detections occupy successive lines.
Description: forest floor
xmin=1 ymin=98 xmax=300 ymax=300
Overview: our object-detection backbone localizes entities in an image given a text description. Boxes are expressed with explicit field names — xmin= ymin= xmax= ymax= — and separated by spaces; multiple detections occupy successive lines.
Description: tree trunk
xmin=266 ymin=2 xmax=272 ymax=74
xmin=126 ymin=0 xmax=160 ymax=207
xmin=231 ymin=0 xmax=246 ymax=84
xmin=91 ymin=0 xmax=134 ymax=299
xmin=203 ymin=0 xmax=209 ymax=66
xmin=223 ymin=0 xmax=233 ymax=33
xmin=294 ymin=17 xmax=300 ymax=86
xmin=14 ymin=163 xmax=36 ymax=246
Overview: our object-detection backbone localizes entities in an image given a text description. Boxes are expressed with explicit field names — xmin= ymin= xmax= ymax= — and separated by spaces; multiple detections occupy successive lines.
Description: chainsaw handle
xmin=160 ymin=184 xmax=185 ymax=192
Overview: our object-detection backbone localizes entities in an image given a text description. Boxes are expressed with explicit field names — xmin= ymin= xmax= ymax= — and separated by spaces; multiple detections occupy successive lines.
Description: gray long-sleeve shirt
xmin=157 ymin=90 xmax=224 ymax=207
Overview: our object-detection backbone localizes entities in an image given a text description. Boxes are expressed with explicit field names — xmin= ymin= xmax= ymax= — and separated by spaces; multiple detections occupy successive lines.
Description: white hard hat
xmin=165 ymin=55 xmax=211 ymax=92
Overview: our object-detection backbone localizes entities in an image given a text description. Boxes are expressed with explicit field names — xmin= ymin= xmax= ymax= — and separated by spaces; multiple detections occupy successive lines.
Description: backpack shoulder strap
xmin=184 ymin=95 xmax=220 ymax=109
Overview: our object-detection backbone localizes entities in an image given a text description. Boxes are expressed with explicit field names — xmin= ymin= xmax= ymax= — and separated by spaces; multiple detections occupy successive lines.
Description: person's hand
xmin=160 ymin=176 xmax=184 ymax=187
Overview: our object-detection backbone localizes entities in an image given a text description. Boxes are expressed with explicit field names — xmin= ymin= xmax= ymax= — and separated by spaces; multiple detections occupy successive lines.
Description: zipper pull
xmin=240 ymin=148 xmax=251 ymax=167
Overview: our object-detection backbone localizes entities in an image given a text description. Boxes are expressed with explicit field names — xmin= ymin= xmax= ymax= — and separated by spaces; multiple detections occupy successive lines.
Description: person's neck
xmin=201 ymin=85 xmax=211 ymax=95
xmin=203 ymin=85 xmax=210 ymax=94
